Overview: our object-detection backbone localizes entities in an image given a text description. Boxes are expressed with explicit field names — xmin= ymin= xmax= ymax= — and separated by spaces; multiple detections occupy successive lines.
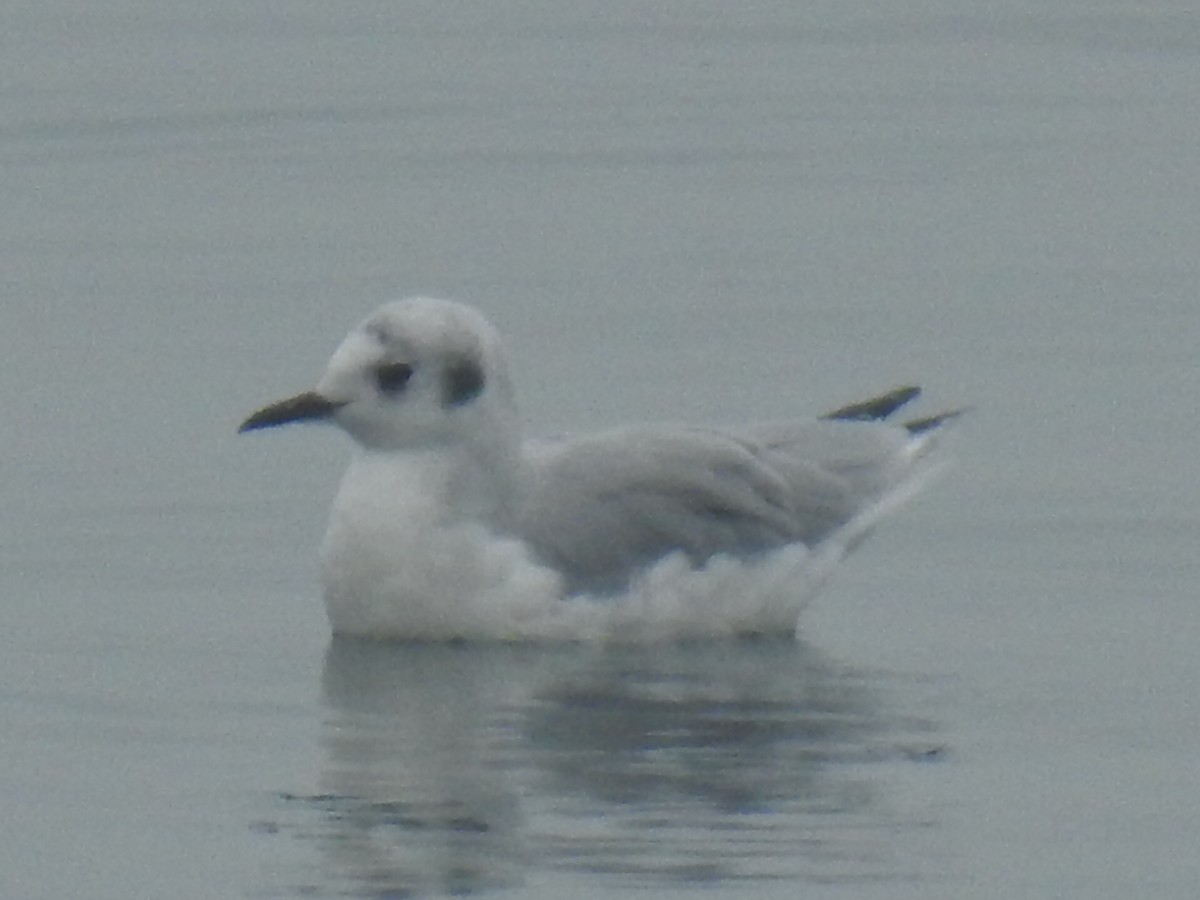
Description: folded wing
xmin=517 ymin=387 xmax=952 ymax=595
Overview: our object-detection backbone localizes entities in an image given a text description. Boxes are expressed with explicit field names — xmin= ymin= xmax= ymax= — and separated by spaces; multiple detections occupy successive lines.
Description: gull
xmin=239 ymin=297 xmax=958 ymax=641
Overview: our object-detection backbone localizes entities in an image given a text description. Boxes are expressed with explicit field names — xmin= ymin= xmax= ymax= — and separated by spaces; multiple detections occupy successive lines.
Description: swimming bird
xmin=240 ymin=297 xmax=958 ymax=641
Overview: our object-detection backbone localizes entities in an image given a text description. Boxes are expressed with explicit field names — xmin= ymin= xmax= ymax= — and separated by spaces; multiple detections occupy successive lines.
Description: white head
xmin=240 ymin=297 xmax=520 ymax=455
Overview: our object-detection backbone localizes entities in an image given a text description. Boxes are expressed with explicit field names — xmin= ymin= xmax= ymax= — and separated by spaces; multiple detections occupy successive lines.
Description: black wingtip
xmin=904 ymin=408 xmax=967 ymax=435
xmin=821 ymin=385 xmax=922 ymax=423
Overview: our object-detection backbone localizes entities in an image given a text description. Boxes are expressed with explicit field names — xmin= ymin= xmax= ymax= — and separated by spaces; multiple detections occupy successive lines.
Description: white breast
xmin=319 ymin=450 xmax=562 ymax=639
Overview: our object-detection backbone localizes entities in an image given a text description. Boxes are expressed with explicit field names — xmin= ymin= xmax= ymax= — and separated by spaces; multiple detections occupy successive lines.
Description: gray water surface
xmin=4 ymin=2 xmax=1198 ymax=898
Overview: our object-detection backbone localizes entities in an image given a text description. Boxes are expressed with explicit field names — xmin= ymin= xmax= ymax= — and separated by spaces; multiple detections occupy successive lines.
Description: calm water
xmin=3 ymin=2 xmax=1198 ymax=898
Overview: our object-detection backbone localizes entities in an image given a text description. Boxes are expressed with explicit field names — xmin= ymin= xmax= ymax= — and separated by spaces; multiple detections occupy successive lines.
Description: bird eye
xmin=375 ymin=361 xmax=414 ymax=395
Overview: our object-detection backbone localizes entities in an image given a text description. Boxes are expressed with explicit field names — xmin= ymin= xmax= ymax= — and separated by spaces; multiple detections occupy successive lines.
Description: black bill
xmin=238 ymin=391 xmax=342 ymax=433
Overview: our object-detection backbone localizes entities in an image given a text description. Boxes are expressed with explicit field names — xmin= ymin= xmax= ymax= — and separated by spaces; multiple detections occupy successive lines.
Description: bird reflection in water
xmin=272 ymin=637 xmax=942 ymax=895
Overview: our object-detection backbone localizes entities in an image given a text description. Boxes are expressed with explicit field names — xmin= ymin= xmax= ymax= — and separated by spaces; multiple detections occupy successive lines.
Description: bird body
xmin=240 ymin=297 xmax=957 ymax=641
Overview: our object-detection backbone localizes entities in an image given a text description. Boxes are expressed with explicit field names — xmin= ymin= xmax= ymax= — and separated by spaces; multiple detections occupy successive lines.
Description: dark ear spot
xmin=442 ymin=357 xmax=485 ymax=407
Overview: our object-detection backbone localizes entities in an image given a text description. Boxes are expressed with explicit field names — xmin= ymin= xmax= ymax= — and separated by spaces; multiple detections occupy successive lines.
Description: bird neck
xmin=340 ymin=432 xmax=522 ymax=532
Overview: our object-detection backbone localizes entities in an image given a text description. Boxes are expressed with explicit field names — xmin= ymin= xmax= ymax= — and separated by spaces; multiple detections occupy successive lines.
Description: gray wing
xmin=515 ymin=415 xmax=926 ymax=595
